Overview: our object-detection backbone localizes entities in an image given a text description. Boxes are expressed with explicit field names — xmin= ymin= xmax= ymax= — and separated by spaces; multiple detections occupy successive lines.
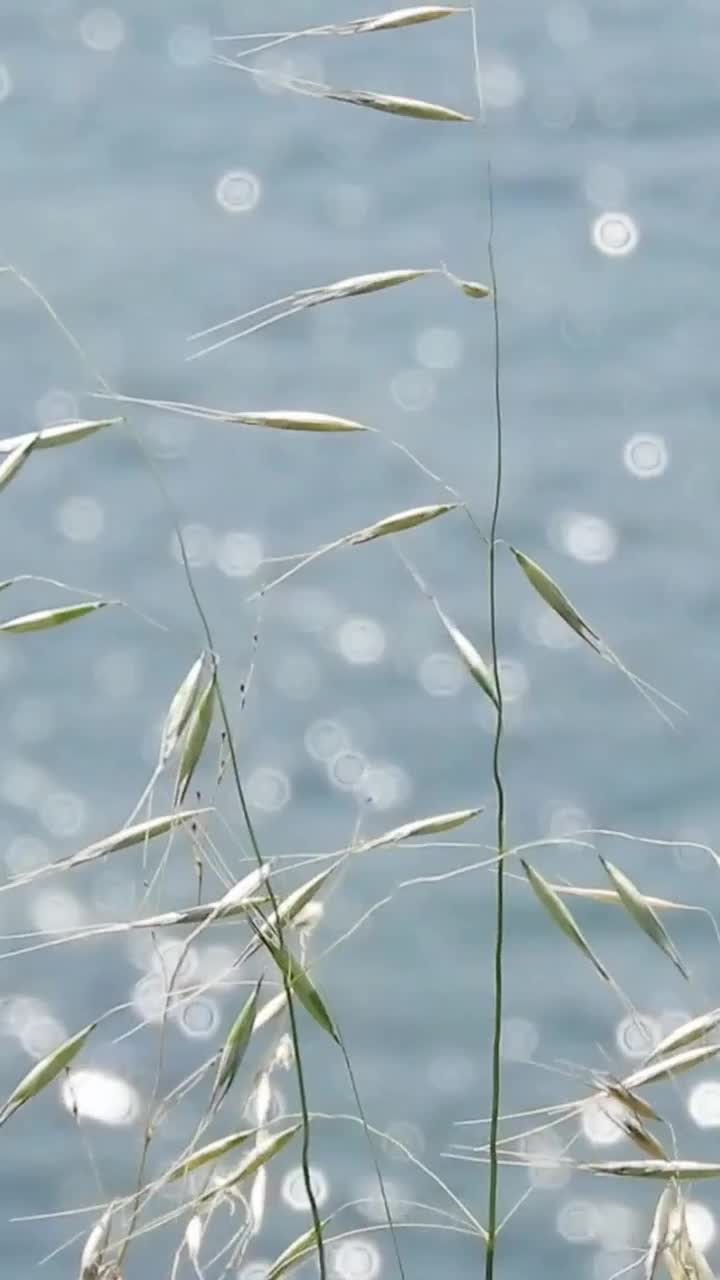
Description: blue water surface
xmin=2 ymin=2 xmax=720 ymax=1278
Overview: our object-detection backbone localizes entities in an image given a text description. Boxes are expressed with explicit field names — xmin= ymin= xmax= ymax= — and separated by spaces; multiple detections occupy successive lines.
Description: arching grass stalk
xmin=212 ymin=678 xmax=329 ymax=1280
xmin=468 ymin=7 xmax=507 ymax=1277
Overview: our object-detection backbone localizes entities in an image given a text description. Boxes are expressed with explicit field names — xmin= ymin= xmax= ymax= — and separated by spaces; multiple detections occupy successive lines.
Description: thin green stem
xmin=339 ymin=1041 xmax=407 ymax=1280
xmin=484 ymin=159 xmax=506 ymax=1280
xmin=462 ymin=21 xmax=509 ymax=1268
xmin=210 ymin=679 xmax=329 ymax=1280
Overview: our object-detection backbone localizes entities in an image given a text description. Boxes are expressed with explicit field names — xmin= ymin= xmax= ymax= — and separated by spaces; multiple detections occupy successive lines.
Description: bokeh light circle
xmin=61 ymin=1069 xmax=139 ymax=1125
xmin=556 ymin=1198 xmax=599 ymax=1244
xmin=178 ymin=998 xmax=220 ymax=1039
xmin=415 ymin=325 xmax=463 ymax=371
xmin=333 ymin=1238 xmax=382 ymax=1280
xmin=581 ymin=1097 xmax=626 ymax=1146
xmin=689 ymin=1080 xmax=720 ymax=1128
xmin=57 ymin=495 xmax=105 ymax=543
xmin=79 ymin=7 xmax=125 ymax=52
xmin=305 ymin=719 xmax=350 ymax=762
xmin=615 ymin=1013 xmax=660 ymax=1059
xmin=281 ymin=1165 xmax=329 ymax=1211
xmin=418 ymin=651 xmax=464 ymax=697
xmin=623 ymin=433 xmax=668 ymax=478
xmin=337 ymin=617 xmax=386 ymax=665
xmin=247 ymin=766 xmax=292 ymax=813
xmin=560 ymin=512 xmax=617 ymax=563
xmin=390 ymin=368 xmax=436 ymax=412
xmin=591 ymin=211 xmax=639 ymax=257
xmin=215 ymin=169 xmax=261 ymax=214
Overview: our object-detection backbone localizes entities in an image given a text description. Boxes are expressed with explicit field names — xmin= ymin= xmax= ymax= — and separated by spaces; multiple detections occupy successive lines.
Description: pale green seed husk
xmin=249 ymin=503 xmax=459 ymax=601
xmin=184 ymin=1216 xmax=204 ymax=1269
xmin=435 ymin=605 xmax=498 ymax=707
xmin=348 ymin=502 xmax=459 ymax=544
xmin=510 ymin=546 xmax=600 ymax=651
xmin=211 ymin=979 xmax=264 ymax=1110
xmin=68 ymin=809 xmax=209 ymax=872
xmin=187 ymin=268 xmax=436 ymax=359
xmin=0 ymin=600 xmax=113 ymax=633
xmin=456 ymin=279 xmax=491 ymax=298
xmin=124 ymin=900 xmax=265 ymax=933
xmin=594 ymin=1077 xmax=661 ymax=1124
xmin=646 ymin=1184 xmax=676 ymax=1280
xmin=228 ymin=410 xmax=367 ymax=432
xmin=167 ymin=1129 xmax=257 ymax=1181
xmin=663 ymin=1197 xmax=714 ymax=1280
xmin=0 ymin=436 xmax=37 ymax=493
xmin=174 ymin=676 xmax=216 ymax=804
xmin=645 ymin=1009 xmax=720 ymax=1063
xmin=0 ymin=1022 xmax=95 ymax=1125
xmin=542 ymin=881 xmax=692 ymax=913
xmin=304 ymin=268 xmax=434 ymax=300
xmin=93 ymin=393 xmax=369 ymax=432
xmin=198 ymin=1124 xmax=301 ymax=1203
xmin=443 ymin=267 xmax=492 ymax=298
xmin=581 ymin=1160 xmax=720 ymax=1179
xmin=257 ymin=931 xmax=339 ymax=1043
xmin=215 ymin=865 xmax=270 ymax=915
xmin=267 ymin=1219 xmax=334 ymax=1280
xmin=287 ymin=76 xmax=472 ymax=121
xmin=612 ymin=1115 xmax=668 ymax=1161
xmin=521 ymin=860 xmax=611 ymax=983
xmin=624 ymin=1043 xmax=720 ymax=1090
xmin=0 ymin=418 xmax=122 ymax=453
xmin=253 ymin=991 xmax=288 ymax=1033
xmin=126 ymin=889 xmax=268 ymax=933
xmin=263 ymin=865 xmax=337 ymax=936
xmin=359 ymin=806 xmax=483 ymax=851
xmin=80 ymin=1203 xmax=114 ymax=1279
xmin=242 ymin=864 xmax=337 ymax=965
xmin=249 ymin=1165 xmax=267 ymax=1234
xmin=4 ymin=808 xmax=211 ymax=886
xmin=160 ymin=654 xmax=207 ymax=764
xmin=339 ymin=7 xmax=463 ymax=34
xmin=599 ymin=856 xmax=689 ymax=979
xmin=130 ymin=868 xmax=268 ymax=934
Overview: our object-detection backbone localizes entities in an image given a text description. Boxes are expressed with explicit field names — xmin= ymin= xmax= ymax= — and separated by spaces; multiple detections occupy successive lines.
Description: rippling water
xmin=3 ymin=2 xmax=720 ymax=1277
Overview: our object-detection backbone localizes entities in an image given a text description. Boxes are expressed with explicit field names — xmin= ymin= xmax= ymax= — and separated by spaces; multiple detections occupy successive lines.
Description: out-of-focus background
xmin=2 ymin=2 xmax=720 ymax=1277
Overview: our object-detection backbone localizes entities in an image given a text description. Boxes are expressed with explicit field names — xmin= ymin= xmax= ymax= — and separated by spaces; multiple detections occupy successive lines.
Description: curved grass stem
xmin=483 ymin=164 xmax=506 ymax=1280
